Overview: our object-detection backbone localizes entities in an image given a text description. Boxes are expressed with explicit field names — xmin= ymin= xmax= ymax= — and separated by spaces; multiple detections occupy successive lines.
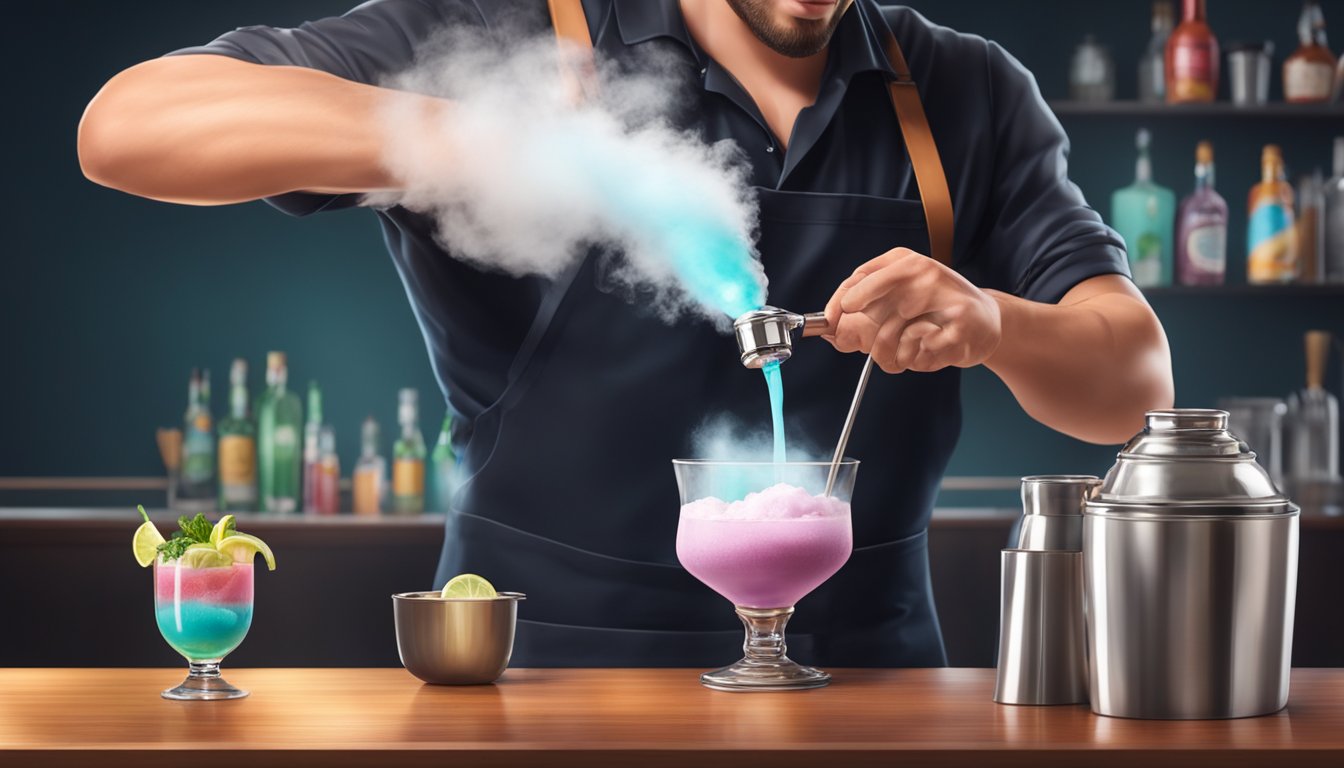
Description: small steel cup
xmin=393 ymin=591 xmax=525 ymax=684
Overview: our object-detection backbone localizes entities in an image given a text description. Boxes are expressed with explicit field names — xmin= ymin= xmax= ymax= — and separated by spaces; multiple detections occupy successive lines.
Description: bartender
xmin=78 ymin=0 xmax=1173 ymax=666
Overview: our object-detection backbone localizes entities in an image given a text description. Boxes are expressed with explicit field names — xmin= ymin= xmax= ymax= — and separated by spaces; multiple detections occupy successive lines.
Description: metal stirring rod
xmin=825 ymin=353 xmax=874 ymax=496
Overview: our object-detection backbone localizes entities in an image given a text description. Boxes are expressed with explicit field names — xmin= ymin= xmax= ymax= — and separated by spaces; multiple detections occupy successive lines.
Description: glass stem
xmin=736 ymin=606 xmax=793 ymax=663
xmin=188 ymin=660 xmax=222 ymax=679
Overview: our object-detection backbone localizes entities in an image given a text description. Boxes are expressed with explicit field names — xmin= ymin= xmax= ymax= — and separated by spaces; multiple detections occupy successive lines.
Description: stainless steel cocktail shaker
xmin=993 ymin=475 xmax=1098 ymax=706
xmin=1084 ymin=409 xmax=1300 ymax=719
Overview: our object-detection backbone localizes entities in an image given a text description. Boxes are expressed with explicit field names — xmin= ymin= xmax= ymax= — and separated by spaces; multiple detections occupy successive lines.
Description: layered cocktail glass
xmin=154 ymin=558 xmax=254 ymax=700
xmin=674 ymin=460 xmax=857 ymax=691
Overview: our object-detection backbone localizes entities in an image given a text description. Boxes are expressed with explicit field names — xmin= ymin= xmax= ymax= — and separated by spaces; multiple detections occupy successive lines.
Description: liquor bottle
xmin=315 ymin=425 xmax=341 ymax=515
xmin=1111 ymin=129 xmax=1176 ymax=287
xmin=1139 ymin=1 xmax=1175 ymax=103
xmin=256 ymin=351 xmax=302 ymax=514
xmin=392 ymin=389 xmax=426 ymax=515
xmin=1284 ymin=1 xmax=1335 ymax=103
xmin=1166 ymin=0 xmax=1219 ymax=103
xmin=178 ymin=368 xmax=216 ymax=512
xmin=217 ymin=358 xmax=257 ymax=512
xmin=302 ymin=381 xmax=324 ymax=514
xmin=432 ymin=413 xmax=458 ymax=513
xmin=1285 ymin=331 xmax=1340 ymax=484
xmin=1247 ymin=145 xmax=1299 ymax=284
xmin=1175 ymin=141 xmax=1229 ymax=285
xmin=1325 ymin=137 xmax=1344 ymax=283
xmin=1069 ymin=35 xmax=1115 ymax=102
xmin=1297 ymin=171 xmax=1326 ymax=284
xmin=352 ymin=416 xmax=386 ymax=516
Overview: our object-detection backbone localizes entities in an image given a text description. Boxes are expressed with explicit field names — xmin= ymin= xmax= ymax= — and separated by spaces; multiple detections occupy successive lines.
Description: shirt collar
xmin=610 ymin=0 xmax=899 ymax=81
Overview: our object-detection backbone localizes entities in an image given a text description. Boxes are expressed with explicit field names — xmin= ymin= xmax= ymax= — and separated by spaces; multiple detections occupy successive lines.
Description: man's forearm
xmin=984 ymin=276 xmax=1174 ymax=445
xmin=78 ymin=55 xmax=433 ymax=205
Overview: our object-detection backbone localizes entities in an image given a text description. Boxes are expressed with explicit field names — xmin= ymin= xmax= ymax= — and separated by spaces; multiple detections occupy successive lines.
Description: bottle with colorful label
xmin=1111 ymin=129 xmax=1176 ymax=287
xmin=393 ymin=388 xmax=426 ymax=515
xmin=1175 ymin=141 xmax=1229 ymax=285
xmin=1248 ymin=145 xmax=1299 ymax=284
xmin=353 ymin=416 xmax=386 ymax=516
xmin=1284 ymin=1 xmax=1335 ymax=103
xmin=315 ymin=425 xmax=340 ymax=515
xmin=178 ymin=368 xmax=216 ymax=512
xmin=217 ymin=358 xmax=257 ymax=511
xmin=1166 ymin=0 xmax=1219 ymax=103
xmin=302 ymin=381 xmax=323 ymax=514
xmin=256 ymin=351 xmax=303 ymax=514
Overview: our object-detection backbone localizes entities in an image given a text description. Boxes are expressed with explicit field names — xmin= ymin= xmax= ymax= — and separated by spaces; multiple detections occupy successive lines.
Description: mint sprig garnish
xmin=156 ymin=513 xmax=214 ymax=561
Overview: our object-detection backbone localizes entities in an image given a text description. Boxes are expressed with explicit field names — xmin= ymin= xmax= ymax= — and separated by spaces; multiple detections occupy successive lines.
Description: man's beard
xmin=725 ymin=0 xmax=845 ymax=58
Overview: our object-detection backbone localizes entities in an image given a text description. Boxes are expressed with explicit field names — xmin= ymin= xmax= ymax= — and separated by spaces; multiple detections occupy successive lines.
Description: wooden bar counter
xmin=2 ymin=668 xmax=1342 ymax=767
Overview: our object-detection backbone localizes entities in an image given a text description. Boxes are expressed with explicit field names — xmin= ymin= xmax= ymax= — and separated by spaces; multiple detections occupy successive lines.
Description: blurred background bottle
xmin=257 ymin=351 xmax=302 ymax=514
xmin=217 ymin=358 xmax=257 ymax=512
xmin=1297 ymin=170 xmax=1326 ymax=283
xmin=432 ymin=413 xmax=458 ymax=513
xmin=302 ymin=380 xmax=324 ymax=514
xmin=1248 ymin=145 xmax=1299 ymax=284
xmin=393 ymin=389 xmax=425 ymax=514
xmin=1285 ymin=331 xmax=1340 ymax=485
xmin=178 ymin=368 xmax=216 ymax=512
xmin=1112 ymin=129 xmax=1175 ymax=287
xmin=315 ymin=425 xmax=340 ymax=515
xmin=1166 ymin=0 xmax=1219 ymax=103
xmin=353 ymin=416 xmax=386 ymax=516
xmin=1284 ymin=0 xmax=1335 ymax=103
xmin=1175 ymin=140 xmax=1228 ymax=285
xmin=1324 ymin=137 xmax=1344 ymax=282
xmin=1139 ymin=1 xmax=1174 ymax=102
xmin=1069 ymin=34 xmax=1115 ymax=102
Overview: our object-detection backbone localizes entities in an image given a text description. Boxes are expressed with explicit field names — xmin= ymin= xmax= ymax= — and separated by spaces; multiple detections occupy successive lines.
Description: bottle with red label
xmin=1166 ymin=0 xmax=1220 ymax=103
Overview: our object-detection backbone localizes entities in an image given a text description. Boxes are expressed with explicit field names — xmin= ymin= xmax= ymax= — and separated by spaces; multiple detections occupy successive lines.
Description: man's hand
xmin=822 ymin=248 xmax=1001 ymax=374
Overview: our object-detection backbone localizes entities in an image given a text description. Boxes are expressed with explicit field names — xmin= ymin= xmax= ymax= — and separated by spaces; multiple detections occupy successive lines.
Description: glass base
xmin=700 ymin=606 xmax=831 ymax=692
xmin=162 ymin=661 xmax=248 ymax=701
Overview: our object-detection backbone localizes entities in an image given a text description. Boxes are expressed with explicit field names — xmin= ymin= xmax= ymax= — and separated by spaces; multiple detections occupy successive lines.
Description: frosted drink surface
xmin=676 ymin=484 xmax=852 ymax=609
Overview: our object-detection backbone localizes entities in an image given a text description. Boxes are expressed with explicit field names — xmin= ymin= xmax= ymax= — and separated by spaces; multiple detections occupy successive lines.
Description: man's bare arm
xmin=78 ymin=55 xmax=441 ymax=205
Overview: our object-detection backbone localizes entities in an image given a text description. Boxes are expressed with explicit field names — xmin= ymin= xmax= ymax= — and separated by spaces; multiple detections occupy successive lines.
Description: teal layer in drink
xmin=155 ymin=601 xmax=253 ymax=661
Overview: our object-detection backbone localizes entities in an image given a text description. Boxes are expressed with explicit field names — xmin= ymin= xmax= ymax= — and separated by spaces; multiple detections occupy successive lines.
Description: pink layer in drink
xmin=155 ymin=562 xmax=254 ymax=604
xmin=676 ymin=483 xmax=852 ymax=609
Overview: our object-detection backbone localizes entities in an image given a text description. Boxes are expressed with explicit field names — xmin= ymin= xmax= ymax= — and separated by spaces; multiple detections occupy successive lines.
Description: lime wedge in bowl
xmin=217 ymin=532 xmax=277 ymax=571
xmin=440 ymin=573 xmax=497 ymax=599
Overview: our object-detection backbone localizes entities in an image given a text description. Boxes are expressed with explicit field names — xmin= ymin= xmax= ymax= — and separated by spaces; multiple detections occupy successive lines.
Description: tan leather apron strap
xmin=548 ymin=0 xmax=598 ymax=101
xmin=881 ymin=33 xmax=955 ymax=266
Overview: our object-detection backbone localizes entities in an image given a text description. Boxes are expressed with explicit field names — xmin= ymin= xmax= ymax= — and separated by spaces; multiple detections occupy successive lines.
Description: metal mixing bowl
xmin=392 ymin=591 xmax=525 ymax=684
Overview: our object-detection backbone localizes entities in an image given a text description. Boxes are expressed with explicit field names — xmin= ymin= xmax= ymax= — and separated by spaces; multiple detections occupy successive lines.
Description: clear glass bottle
xmin=302 ymin=381 xmax=324 ymax=514
xmin=1139 ymin=1 xmax=1175 ymax=103
xmin=1325 ymin=137 xmax=1344 ymax=283
xmin=1247 ymin=145 xmax=1299 ymax=284
xmin=178 ymin=368 xmax=216 ymax=512
xmin=1284 ymin=1 xmax=1335 ymax=103
xmin=256 ymin=351 xmax=303 ymax=514
xmin=1111 ymin=129 xmax=1176 ymax=287
xmin=353 ymin=416 xmax=386 ymax=516
xmin=392 ymin=389 xmax=426 ymax=515
xmin=1069 ymin=35 xmax=1115 ymax=102
xmin=315 ymin=425 xmax=341 ymax=515
xmin=1285 ymin=331 xmax=1340 ymax=483
xmin=432 ymin=413 xmax=458 ymax=513
xmin=1175 ymin=141 xmax=1228 ymax=285
xmin=217 ymin=358 xmax=257 ymax=512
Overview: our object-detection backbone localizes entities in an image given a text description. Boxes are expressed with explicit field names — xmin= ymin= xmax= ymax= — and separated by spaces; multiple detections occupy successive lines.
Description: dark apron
xmin=434 ymin=187 xmax=958 ymax=667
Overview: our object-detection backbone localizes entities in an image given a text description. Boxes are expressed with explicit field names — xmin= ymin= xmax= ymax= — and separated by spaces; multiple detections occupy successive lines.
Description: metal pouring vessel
xmin=733 ymin=307 xmax=831 ymax=368
xmin=1083 ymin=409 xmax=1300 ymax=719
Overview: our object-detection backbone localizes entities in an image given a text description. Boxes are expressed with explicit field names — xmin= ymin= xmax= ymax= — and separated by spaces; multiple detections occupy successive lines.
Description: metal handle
xmin=825 ymin=354 xmax=874 ymax=496
xmin=800 ymin=312 xmax=831 ymax=337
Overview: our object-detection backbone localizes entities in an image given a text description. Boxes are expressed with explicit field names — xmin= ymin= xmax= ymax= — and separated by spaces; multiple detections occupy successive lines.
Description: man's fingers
xmin=840 ymin=255 xmax=939 ymax=316
xmin=908 ymin=323 xmax=964 ymax=372
xmin=871 ymin=318 xmax=910 ymax=374
xmin=823 ymin=272 xmax=866 ymax=337
xmin=829 ymin=312 xmax=880 ymax=354
xmin=892 ymin=319 xmax=942 ymax=372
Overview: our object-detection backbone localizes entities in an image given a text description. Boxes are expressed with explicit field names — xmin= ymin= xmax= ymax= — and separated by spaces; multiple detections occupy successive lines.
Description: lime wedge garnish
xmin=132 ymin=520 xmax=165 ymax=568
xmin=440 ymin=573 xmax=497 ymax=599
xmin=216 ymin=532 xmax=277 ymax=571
xmin=178 ymin=546 xmax=234 ymax=569
xmin=210 ymin=514 xmax=236 ymax=547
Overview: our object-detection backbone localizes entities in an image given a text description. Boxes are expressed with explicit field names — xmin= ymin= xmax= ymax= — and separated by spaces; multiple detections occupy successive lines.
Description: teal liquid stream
xmin=763 ymin=361 xmax=786 ymax=464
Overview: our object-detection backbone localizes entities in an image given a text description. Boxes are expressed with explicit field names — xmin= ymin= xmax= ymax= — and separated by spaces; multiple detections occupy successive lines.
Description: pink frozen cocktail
xmin=676 ymin=483 xmax=851 ymax=608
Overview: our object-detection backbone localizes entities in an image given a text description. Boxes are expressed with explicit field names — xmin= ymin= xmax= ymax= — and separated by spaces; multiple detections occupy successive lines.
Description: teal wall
xmin=4 ymin=0 xmax=1342 ymax=501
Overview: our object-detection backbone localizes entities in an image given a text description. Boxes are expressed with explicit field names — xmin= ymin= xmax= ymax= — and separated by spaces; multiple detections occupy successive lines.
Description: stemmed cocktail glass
xmin=674 ymin=460 xmax=857 ymax=691
xmin=154 ymin=557 xmax=254 ymax=700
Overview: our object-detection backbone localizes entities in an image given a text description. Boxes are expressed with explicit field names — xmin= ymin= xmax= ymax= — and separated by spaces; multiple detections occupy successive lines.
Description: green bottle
xmin=392 ymin=388 xmax=426 ymax=514
xmin=432 ymin=413 xmax=457 ymax=513
xmin=256 ymin=351 xmax=303 ymax=514
xmin=178 ymin=368 xmax=216 ymax=512
xmin=1111 ymin=128 xmax=1176 ymax=287
xmin=217 ymin=358 xmax=257 ymax=511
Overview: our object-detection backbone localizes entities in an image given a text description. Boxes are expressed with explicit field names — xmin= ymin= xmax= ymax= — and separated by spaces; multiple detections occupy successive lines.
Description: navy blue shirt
xmin=171 ymin=0 xmax=1129 ymax=430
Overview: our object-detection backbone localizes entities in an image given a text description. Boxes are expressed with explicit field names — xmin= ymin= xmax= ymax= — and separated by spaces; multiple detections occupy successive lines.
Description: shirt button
xmin=766 ymin=146 xmax=775 ymax=153
xmin=700 ymin=67 xmax=707 ymax=76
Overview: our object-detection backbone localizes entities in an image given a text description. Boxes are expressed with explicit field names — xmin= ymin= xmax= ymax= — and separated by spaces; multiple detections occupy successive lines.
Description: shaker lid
xmin=1088 ymin=409 xmax=1297 ymax=516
